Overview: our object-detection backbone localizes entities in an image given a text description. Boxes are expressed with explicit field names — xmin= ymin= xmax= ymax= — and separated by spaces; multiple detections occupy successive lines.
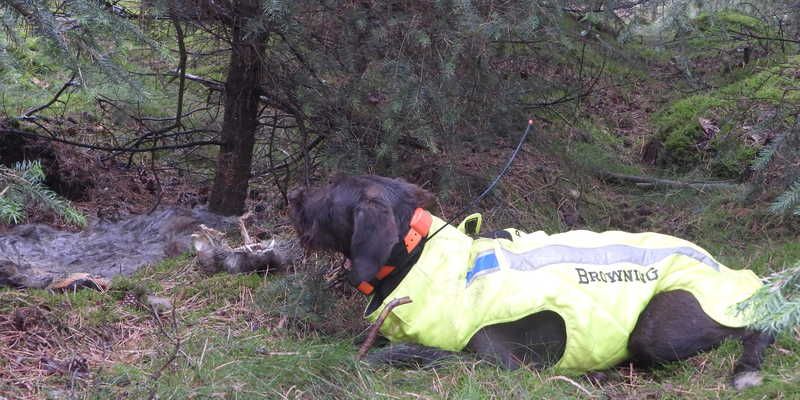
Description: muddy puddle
xmin=0 ymin=207 xmax=235 ymax=288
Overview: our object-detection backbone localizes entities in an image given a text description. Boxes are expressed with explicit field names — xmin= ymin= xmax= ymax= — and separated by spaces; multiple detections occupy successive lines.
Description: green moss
xmin=709 ymin=141 xmax=757 ymax=178
xmin=720 ymin=57 xmax=800 ymax=102
xmin=717 ymin=11 xmax=768 ymax=32
xmin=654 ymin=95 xmax=726 ymax=138
xmin=653 ymin=95 xmax=726 ymax=167
xmin=663 ymin=129 xmax=700 ymax=166
xmin=653 ymin=56 xmax=800 ymax=173
xmin=694 ymin=11 xmax=768 ymax=34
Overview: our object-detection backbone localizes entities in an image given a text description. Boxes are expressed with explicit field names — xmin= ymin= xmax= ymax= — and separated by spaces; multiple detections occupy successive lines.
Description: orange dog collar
xmin=356 ymin=208 xmax=432 ymax=295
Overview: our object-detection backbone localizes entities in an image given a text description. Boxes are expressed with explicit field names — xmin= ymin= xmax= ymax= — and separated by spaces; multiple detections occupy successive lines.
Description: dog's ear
xmin=348 ymin=194 xmax=399 ymax=286
xmin=391 ymin=176 xmax=434 ymax=209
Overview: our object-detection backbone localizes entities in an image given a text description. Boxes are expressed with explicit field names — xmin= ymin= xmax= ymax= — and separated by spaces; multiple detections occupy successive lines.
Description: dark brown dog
xmin=289 ymin=175 xmax=773 ymax=390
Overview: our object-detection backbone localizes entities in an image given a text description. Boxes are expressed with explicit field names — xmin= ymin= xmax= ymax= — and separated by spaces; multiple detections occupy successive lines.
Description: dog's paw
xmin=584 ymin=371 xmax=609 ymax=385
xmin=731 ymin=371 xmax=763 ymax=390
xmin=364 ymin=344 xmax=456 ymax=369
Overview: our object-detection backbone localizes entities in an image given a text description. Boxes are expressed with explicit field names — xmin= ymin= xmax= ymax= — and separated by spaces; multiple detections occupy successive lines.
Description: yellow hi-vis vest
xmin=365 ymin=215 xmax=763 ymax=373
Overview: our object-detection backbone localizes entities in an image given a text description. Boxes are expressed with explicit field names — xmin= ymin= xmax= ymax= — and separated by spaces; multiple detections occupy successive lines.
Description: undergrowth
xmin=653 ymin=55 xmax=800 ymax=177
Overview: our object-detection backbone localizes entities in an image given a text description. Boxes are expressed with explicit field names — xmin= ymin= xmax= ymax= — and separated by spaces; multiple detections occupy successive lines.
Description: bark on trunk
xmin=208 ymin=1 xmax=267 ymax=216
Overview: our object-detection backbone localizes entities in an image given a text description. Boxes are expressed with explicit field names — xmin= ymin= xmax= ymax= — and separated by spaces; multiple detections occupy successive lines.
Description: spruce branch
xmin=1 ymin=127 xmax=221 ymax=153
xmin=0 ymin=160 xmax=86 ymax=226
xmin=1 ymin=0 xmax=162 ymax=88
xmin=750 ymin=132 xmax=784 ymax=171
xmin=769 ymin=179 xmax=800 ymax=215
xmin=740 ymin=265 xmax=800 ymax=334
xmin=22 ymin=72 xmax=78 ymax=118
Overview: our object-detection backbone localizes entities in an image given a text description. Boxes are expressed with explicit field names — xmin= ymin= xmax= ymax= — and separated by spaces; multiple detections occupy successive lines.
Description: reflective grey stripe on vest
xmin=501 ymin=244 xmax=720 ymax=272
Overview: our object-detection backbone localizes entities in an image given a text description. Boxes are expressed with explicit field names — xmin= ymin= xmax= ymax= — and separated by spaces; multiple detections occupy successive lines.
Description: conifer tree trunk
xmin=208 ymin=0 xmax=267 ymax=215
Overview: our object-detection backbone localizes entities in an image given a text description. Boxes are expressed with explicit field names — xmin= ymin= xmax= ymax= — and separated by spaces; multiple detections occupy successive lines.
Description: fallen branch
xmin=563 ymin=0 xmax=653 ymax=13
xmin=727 ymin=28 xmax=800 ymax=45
xmin=596 ymin=171 xmax=740 ymax=190
xmin=356 ymin=296 xmax=412 ymax=360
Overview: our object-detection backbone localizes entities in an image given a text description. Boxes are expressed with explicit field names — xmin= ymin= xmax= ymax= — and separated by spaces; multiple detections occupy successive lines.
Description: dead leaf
xmin=47 ymin=273 xmax=109 ymax=292
xmin=698 ymin=117 xmax=720 ymax=138
xmin=30 ymin=77 xmax=50 ymax=89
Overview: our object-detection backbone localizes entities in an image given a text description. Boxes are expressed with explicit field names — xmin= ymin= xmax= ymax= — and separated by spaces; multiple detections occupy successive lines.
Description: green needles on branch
xmin=0 ymin=159 xmax=85 ymax=226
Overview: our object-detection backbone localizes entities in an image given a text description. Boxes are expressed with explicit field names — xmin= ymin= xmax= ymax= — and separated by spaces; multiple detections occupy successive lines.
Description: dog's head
xmin=288 ymin=175 xmax=433 ymax=287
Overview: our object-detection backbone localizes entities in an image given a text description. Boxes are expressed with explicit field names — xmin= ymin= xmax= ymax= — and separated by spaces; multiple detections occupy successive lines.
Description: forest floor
xmin=2 ymin=29 xmax=800 ymax=400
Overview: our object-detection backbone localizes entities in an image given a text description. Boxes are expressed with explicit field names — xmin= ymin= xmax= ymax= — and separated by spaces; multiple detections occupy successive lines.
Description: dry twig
xmin=147 ymin=307 xmax=180 ymax=400
xmin=547 ymin=375 xmax=596 ymax=398
xmin=356 ymin=296 xmax=412 ymax=360
xmin=239 ymin=211 xmax=254 ymax=246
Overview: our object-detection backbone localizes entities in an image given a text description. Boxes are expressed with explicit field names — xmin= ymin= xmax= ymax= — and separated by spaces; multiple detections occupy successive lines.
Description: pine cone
xmin=120 ymin=291 xmax=139 ymax=307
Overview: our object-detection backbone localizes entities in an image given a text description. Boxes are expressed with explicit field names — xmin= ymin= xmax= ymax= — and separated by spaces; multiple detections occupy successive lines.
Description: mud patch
xmin=0 ymin=207 xmax=235 ymax=288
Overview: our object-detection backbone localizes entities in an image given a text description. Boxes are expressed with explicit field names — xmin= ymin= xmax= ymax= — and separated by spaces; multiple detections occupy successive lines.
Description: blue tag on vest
xmin=466 ymin=251 xmax=500 ymax=285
